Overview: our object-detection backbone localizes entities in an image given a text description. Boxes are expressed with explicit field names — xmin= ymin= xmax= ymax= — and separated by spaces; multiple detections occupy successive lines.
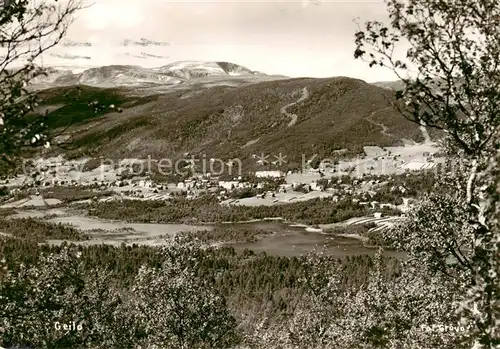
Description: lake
xmin=10 ymin=210 xmax=405 ymax=258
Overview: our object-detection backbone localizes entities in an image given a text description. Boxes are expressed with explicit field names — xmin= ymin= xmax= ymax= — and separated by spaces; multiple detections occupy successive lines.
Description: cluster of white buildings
xmin=0 ymin=154 xmax=422 ymax=214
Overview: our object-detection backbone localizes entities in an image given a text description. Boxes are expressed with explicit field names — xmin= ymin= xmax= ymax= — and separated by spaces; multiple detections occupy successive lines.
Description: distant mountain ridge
xmin=34 ymin=76 xmax=435 ymax=167
xmin=30 ymin=61 xmax=407 ymax=90
xmin=30 ymin=61 xmax=264 ymax=88
xmin=372 ymin=80 xmax=405 ymax=90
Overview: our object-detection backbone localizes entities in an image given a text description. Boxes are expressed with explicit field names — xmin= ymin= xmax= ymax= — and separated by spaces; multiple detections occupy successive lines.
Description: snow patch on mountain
xmin=153 ymin=61 xmax=259 ymax=80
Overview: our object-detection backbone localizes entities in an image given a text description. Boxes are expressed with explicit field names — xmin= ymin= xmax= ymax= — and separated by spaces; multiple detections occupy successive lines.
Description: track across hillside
xmin=365 ymin=107 xmax=397 ymax=139
xmin=280 ymin=87 xmax=310 ymax=127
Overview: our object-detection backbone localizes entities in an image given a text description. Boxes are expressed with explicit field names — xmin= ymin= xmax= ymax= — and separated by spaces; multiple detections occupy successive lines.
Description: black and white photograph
xmin=0 ymin=0 xmax=499 ymax=348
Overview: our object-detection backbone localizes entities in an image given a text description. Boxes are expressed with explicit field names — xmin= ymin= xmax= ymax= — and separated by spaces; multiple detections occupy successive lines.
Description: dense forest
xmin=0 ymin=225 xmax=405 ymax=349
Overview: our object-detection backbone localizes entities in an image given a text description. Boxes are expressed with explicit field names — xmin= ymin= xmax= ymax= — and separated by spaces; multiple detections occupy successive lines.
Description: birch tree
xmin=0 ymin=0 xmax=81 ymax=170
xmin=0 ymin=247 xmax=129 ymax=349
xmin=354 ymin=0 xmax=499 ymax=347
xmin=129 ymin=238 xmax=240 ymax=349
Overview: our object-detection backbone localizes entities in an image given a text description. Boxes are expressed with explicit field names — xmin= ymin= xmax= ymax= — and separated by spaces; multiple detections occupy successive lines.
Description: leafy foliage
xmin=130 ymin=239 xmax=240 ymax=348
xmin=0 ymin=232 xmax=403 ymax=349
xmin=0 ymin=0 xmax=82 ymax=169
xmin=354 ymin=0 xmax=500 ymax=347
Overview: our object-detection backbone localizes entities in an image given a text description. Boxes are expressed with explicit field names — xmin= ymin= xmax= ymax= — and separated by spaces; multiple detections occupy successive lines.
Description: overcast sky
xmin=42 ymin=0 xmax=398 ymax=82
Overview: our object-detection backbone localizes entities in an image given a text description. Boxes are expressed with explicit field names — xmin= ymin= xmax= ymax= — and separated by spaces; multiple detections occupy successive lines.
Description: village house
xmin=310 ymin=182 xmax=324 ymax=191
xmin=255 ymin=170 xmax=284 ymax=178
xmin=218 ymin=181 xmax=239 ymax=191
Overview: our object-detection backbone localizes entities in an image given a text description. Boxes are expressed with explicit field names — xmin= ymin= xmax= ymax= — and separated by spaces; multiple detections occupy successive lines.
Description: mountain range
xmin=31 ymin=61 xmax=266 ymax=88
xmin=28 ymin=61 xmax=430 ymax=170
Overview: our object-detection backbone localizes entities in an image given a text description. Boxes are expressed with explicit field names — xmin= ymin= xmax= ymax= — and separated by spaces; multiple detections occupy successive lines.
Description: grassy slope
xmin=37 ymin=77 xmax=427 ymax=168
